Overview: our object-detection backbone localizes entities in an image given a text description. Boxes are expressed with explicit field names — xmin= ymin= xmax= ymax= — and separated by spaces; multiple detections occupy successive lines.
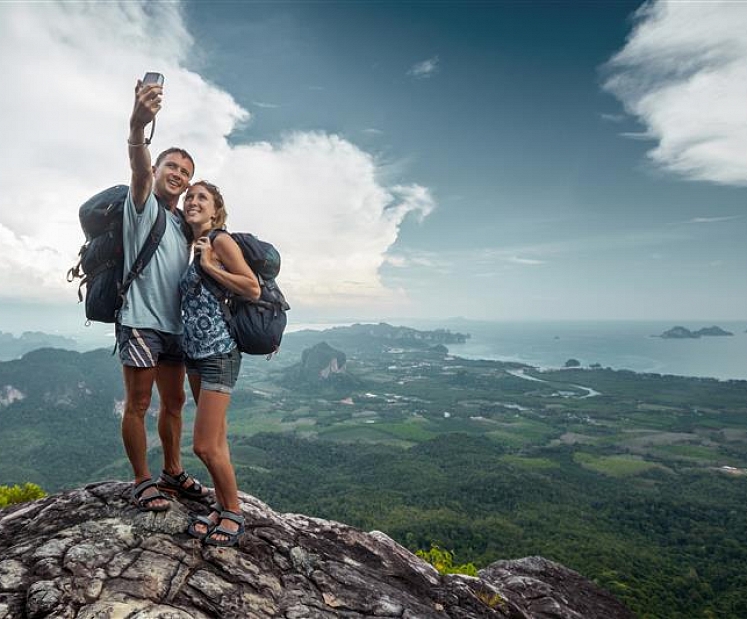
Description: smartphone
xmin=142 ymin=72 xmax=164 ymax=86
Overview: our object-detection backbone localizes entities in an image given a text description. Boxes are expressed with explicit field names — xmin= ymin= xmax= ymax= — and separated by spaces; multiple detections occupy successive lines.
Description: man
xmin=119 ymin=77 xmax=208 ymax=511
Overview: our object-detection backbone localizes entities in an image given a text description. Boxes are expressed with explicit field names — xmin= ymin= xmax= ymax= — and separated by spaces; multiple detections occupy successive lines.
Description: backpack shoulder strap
xmin=198 ymin=228 xmax=230 ymax=295
xmin=118 ymin=204 xmax=167 ymax=310
xmin=207 ymin=228 xmax=229 ymax=242
xmin=193 ymin=258 xmax=235 ymax=327
xmin=174 ymin=207 xmax=194 ymax=243
xmin=194 ymin=256 xmax=230 ymax=302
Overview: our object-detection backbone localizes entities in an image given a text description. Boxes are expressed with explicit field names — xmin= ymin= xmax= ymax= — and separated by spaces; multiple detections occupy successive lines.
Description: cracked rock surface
xmin=0 ymin=482 xmax=635 ymax=618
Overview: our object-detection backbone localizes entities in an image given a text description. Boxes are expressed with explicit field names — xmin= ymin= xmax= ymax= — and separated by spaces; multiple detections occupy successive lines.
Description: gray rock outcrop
xmin=0 ymin=482 xmax=635 ymax=618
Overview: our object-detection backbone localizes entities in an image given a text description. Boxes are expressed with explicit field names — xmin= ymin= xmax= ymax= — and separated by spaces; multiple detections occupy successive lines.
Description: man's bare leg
xmin=122 ymin=365 xmax=169 ymax=509
xmin=155 ymin=362 xmax=186 ymax=477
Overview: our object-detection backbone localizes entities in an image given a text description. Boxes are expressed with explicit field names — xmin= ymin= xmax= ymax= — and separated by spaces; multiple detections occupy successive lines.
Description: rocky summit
xmin=0 ymin=482 xmax=634 ymax=618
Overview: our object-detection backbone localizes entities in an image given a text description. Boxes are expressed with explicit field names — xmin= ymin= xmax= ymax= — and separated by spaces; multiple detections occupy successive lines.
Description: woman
xmin=180 ymin=181 xmax=261 ymax=546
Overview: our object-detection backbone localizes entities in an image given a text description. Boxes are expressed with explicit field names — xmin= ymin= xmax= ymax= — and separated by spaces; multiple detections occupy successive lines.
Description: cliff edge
xmin=0 ymin=481 xmax=634 ymax=618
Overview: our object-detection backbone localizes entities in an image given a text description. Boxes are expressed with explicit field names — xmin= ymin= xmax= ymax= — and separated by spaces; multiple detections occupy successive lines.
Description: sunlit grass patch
xmin=316 ymin=424 xmax=412 ymax=446
xmin=573 ymin=452 xmax=663 ymax=477
xmin=485 ymin=419 xmax=558 ymax=447
xmin=637 ymin=403 xmax=680 ymax=412
xmin=315 ymin=418 xmax=438 ymax=444
xmin=230 ymin=413 xmax=287 ymax=436
xmin=373 ymin=421 xmax=437 ymax=442
xmin=696 ymin=417 xmax=745 ymax=430
xmin=650 ymin=444 xmax=721 ymax=462
xmin=625 ymin=413 xmax=679 ymax=429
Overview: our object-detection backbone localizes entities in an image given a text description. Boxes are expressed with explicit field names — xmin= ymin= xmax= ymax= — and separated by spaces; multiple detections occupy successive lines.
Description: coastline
xmin=441 ymin=320 xmax=747 ymax=382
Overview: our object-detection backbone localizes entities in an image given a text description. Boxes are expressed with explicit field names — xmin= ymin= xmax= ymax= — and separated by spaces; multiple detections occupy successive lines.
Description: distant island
xmin=288 ymin=322 xmax=470 ymax=355
xmin=658 ymin=325 xmax=734 ymax=339
xmin=325 ymin=322 xmax=470 ymax=344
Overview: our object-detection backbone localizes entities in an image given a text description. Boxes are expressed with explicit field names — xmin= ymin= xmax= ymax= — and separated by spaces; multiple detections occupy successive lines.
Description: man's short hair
xmin=155 ymin=147 xmax=195 ymax=178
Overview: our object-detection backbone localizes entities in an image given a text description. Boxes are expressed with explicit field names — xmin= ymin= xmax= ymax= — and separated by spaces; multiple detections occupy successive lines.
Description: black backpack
xmin=67 ymin=185 xmax=167 ymax=323
xmin=196 ymin=230 xmax=290 ymax=356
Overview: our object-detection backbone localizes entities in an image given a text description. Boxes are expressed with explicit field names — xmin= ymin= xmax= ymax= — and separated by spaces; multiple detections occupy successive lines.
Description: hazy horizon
xmin=1 ymin=304 xmax=747 ymax=342
xmin=1 ymin=300 xmax=744 ymax=341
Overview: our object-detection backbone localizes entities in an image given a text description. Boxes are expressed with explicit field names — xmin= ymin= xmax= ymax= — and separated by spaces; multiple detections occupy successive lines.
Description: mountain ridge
xmin=0 ymin=331 xmax=78 ymax=361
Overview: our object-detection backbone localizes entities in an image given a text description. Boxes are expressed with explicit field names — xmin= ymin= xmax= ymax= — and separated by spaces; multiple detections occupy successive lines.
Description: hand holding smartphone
xmin=134 ymin=72 xmax=165 ymax=144
xmin=142 ymin=72 xmax=164 ymax=86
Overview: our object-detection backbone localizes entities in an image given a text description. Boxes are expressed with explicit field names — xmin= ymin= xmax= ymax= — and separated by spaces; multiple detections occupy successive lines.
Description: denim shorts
xmin=116 ymin=324 xmax=184 ymax=367
xmin=185 ymin=348 xmax=241 ymax=394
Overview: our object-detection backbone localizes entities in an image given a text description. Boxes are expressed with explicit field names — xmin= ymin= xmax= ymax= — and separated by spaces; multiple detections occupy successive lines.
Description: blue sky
xmin=0 ymin=1 xmax=745 ymax=336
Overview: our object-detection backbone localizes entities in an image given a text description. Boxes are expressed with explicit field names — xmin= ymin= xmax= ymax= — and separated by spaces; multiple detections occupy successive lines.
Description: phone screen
xmin=142 ymin=72 xmax=164 ymax=86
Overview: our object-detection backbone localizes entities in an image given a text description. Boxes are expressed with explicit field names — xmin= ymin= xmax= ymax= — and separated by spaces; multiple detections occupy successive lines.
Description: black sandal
xmin=158 ymin=469 xmax=210 ymax=501
xmin=204 ymin=510 xmax=245 ymax=547
xmin=131 ymin=478 xmax=171 ymax=512
xmin=187 ymin=503 xmax=223 ymax=540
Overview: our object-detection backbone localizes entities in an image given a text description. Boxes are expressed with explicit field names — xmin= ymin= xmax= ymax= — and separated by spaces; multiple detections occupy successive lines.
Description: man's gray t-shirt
xmin=118 ymin=191 xmax=189 ymax=334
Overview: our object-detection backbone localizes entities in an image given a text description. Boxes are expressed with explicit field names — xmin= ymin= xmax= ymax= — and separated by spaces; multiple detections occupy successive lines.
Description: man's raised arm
xmin=127 ymin=80 xmax=162 ymax=212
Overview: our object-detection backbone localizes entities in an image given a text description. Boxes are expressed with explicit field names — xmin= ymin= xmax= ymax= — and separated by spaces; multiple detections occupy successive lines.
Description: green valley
xmin=1 ymin=324 xmax=746 ymax=619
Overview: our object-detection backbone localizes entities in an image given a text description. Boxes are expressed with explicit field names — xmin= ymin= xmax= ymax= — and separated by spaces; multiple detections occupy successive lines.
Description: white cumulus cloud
xmin=603 ymin=0 xmax=747 ymax=186
xmin=0 ymin=2 xmax=434 ymax=315
xmin=207 ymin=133 xmax=434 ymax=308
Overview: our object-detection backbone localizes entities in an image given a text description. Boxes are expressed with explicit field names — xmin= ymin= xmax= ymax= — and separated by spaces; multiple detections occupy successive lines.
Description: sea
xmin=432 ymin=320 xmax=747 ymax=382
xmin=286 ymin=319 xmax=746 ymax=381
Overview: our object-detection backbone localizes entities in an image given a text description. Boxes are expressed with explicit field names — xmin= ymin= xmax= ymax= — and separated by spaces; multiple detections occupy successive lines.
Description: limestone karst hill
xmin=0 ymin=482 xmax=635 ymax=619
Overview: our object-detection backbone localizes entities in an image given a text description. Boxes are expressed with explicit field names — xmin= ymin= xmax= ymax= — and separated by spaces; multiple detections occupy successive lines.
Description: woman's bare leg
xmin=192 ymin=389 xmax=240 ymax=540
